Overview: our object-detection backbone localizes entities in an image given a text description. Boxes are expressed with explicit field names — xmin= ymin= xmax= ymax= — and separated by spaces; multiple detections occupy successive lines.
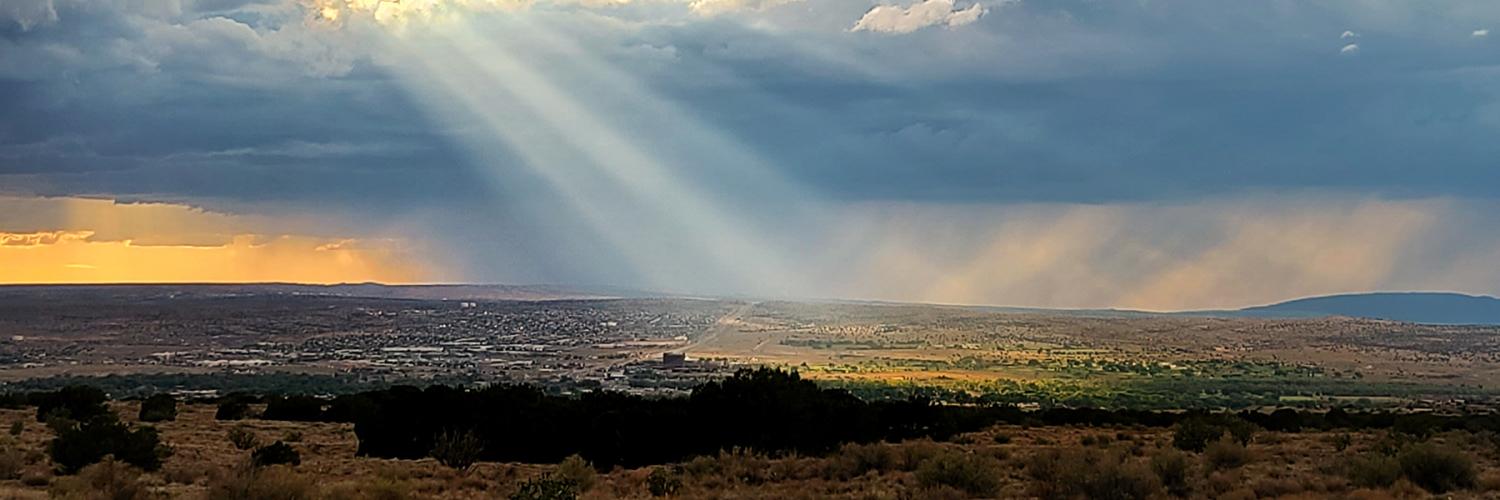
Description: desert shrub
xmin=0 ymin=445 xmax=23 ymax=480
xmin=510 ymin=474 xmax=579 ymax=500
xmin=646 ymin=467 xmax=682 ymax=497
xmin=206 ymin=465 xmax=316 ymax=500
xmin=429 ymin=429 xmax=483 ymax=471
xmin=914 ymin=451 xmax=1002 ymax=497
xmin=251 ymin=442 xmax=301 ymax=467
xmin=1203 ymin=435 xmax=1251 ymax=471
xmin=261 ymin=396 xmax=325 ymax=422
xmin=1398 ymin=443 xmax=1475 ymax=493
xmin=1173 ymin=415 xmax=1255 ymax=452
xmin=1392 ymin=414 xmax=1444 ymax=439
xmin=892 ymin=439 xmax=944 ymax=471
xmin=322 ymin=477 xmax=412 ymax=500
xmin=216 ymin=398 xmax=252 ymax=421
xmin=1370 ymin=431 xmax=1414 ymax=456
xmin=282 ymin=430 xmax=303 ymax=443
xmin=1150 ymin=449 xmax=1192 ymax=497
xmin=21 ymin=467 xmax=51 ymax=487
xmin=1331 ymin=433 xmax=1353 ymax=452
xmin=228 ymin=426 xmax=259 ymax=450
xmin=1086 ymin=461 xmax=1160 ymax=500
xmin=556 ymin=454 xmax=596 ymax=492
xmin=47 ymin=458 xmax=155 ymax=500
xmin=8 ymin=420 xmax=22 ymax=436
xmin=31 ymin=386 xmax=111 ymax=423
xmin=50 ymin=414 xmax=168 ymax=473
xmin=992 ymin=433 xmax=1012 ymax=444
xmin=1345 ymin=452 xmax=1401 ymax=488
xmin=828 ymin=442 xmax=895 ymax=479
xmin=162 ymin=460 xmax=216 ymax=485
xmin=1029 ymin=448 xmax=1161 ymax=500
xmin=1251 ymin=477 xmax=1305 ymax=498
xmin=679 ymin=448 xmax=770 ymax=485
xmin=137 ymin=394 xmax=178 ymax=423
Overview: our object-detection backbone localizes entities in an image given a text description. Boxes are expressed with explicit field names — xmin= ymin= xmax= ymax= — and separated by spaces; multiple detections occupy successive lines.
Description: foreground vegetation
xmin=4 ymin=369 xmax=1500 ymax=498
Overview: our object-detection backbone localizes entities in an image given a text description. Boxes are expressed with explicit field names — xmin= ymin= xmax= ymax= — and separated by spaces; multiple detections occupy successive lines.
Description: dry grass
xmin=5 ymin=405 xmax=1500 ymax=498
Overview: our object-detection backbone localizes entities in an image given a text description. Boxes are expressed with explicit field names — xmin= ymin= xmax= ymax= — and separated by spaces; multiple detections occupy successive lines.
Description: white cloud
xmin=1341 ymin=30 xmax=1358 ymax=39
xmin=1340 ymin=43 xmax=1359 ymax=54
xmin=851 ymin=0 xmax=985 ymax=34
xmin=688 ymin=0 xmax=800 ymax=16
xmin=1475 ymin=29 xmax=1490 ymax=38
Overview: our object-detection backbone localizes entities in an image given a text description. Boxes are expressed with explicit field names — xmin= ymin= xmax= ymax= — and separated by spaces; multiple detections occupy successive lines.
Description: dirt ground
xmin=4 ymin=401 xmax=1500 ymax=499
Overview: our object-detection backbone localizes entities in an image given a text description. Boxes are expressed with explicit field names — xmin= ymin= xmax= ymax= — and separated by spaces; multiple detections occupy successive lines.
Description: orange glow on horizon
xmin=0 ymin=231 xmax=428 ymax=284
xmin=0 ymin=196 xmax=433 ymax=285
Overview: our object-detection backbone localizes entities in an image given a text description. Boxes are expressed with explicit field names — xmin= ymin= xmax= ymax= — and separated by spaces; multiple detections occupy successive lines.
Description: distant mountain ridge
xmin=3 ymin=284 xmax=1498 ymax=325
xmin=0 ymin=283 xmax=661 ymax=302
xmin=1225 ymin=292 xmax=1500 ymax=325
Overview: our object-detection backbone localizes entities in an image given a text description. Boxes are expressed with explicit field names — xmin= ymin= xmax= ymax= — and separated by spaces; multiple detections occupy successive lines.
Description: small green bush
xmin=0 ymin=445 xmax=23 ymax=480
xmin=251 ymin=442 xmax=301 ymax=468
xmin=1173 ymin=415 xmax=1255 ymax=452
xmin=1345 ymin=452 xmax=1401 ymax=488
xmin=1150 ymin=449 xmax=1192 ymax=497
xmin=206 ymin=464 xmax=316 ymax=500
xmin=1085 ymin=461 xmax=1160 ymax=500
xmin=1029 ymin=448 xmax=1161 ymax=500
xmin=47 ymin=458 xmax=154 ymax=500
xmin=1398 ymin=443 xmax=1475 ymax=493
xmin=1331 ymin=433 xmax=1353 ymax=452
xmin=555 ymin=454 xmax=596 ymax=492
xmin=510 ymin=474 xmax=578 ymax=500
xmin=429 ymin=429 xmax=483 ymax=472
xmin=228 ymin=426 xmax=258 ymax=451
xmin=1203 ymin=435 xmax=1250 ymax=471
xmin=828 ymin=442 xmax=895 ymax=479
xmin=8 ymin=420 xmax=21 ymax=436
xmin=50 ymin=414 xmax=168 ymax=474
xmin=914 ymin=451 xmax=1002 ymax=497
xmin=646 ymin=467 xmax=681 ymax=497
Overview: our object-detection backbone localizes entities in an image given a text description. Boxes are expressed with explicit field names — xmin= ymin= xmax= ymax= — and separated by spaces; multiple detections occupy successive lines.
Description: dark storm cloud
xmin=2 ymin=0 xmax=1499 ymax=213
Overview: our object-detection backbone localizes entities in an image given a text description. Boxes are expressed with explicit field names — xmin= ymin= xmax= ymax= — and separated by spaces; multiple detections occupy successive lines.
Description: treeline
xmin=349 ymin=369 xmax=964 ymax=468
xmin=6 ymin=368 xmax=1500 ymax=470
xmin=265 ymin=369 xmax=1500 ymax=468
xmin=828 ymin=377 xmax=1495 ymax=410
xmin=0 ymin=372 xmax=477 ymax=398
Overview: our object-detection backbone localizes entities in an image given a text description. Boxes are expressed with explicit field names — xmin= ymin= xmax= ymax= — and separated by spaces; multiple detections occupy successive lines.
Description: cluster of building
xmin=0 ymin=297 xmax=742 ymax=395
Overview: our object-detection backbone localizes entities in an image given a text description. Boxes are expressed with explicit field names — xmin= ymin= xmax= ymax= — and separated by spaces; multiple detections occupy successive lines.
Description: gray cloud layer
xmin=3 ymin=0 xmax=1500 ymax=305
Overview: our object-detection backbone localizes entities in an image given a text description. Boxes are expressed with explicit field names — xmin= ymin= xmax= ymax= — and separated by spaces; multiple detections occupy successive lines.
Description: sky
xmin=2 ymin=0 xmax=1499 ymax=310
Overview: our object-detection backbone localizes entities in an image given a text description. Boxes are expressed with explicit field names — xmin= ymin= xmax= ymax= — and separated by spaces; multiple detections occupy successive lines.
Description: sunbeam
xmin=373 ymin=15 xmax=818 ymax=295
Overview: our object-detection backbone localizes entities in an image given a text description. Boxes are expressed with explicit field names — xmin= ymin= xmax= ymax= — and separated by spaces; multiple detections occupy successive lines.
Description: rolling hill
xmin=1229 ymin=292 xmax=1500 ymax=325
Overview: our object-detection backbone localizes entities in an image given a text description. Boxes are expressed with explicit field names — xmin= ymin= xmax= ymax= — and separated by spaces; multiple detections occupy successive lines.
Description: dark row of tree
xmin=349 ymin=368 xmax=963 ymax=468
xmin=7 ymin=369 xmax=1500 ymax=470
xmin=330 ymin=369 xmax=1500 ymax=468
